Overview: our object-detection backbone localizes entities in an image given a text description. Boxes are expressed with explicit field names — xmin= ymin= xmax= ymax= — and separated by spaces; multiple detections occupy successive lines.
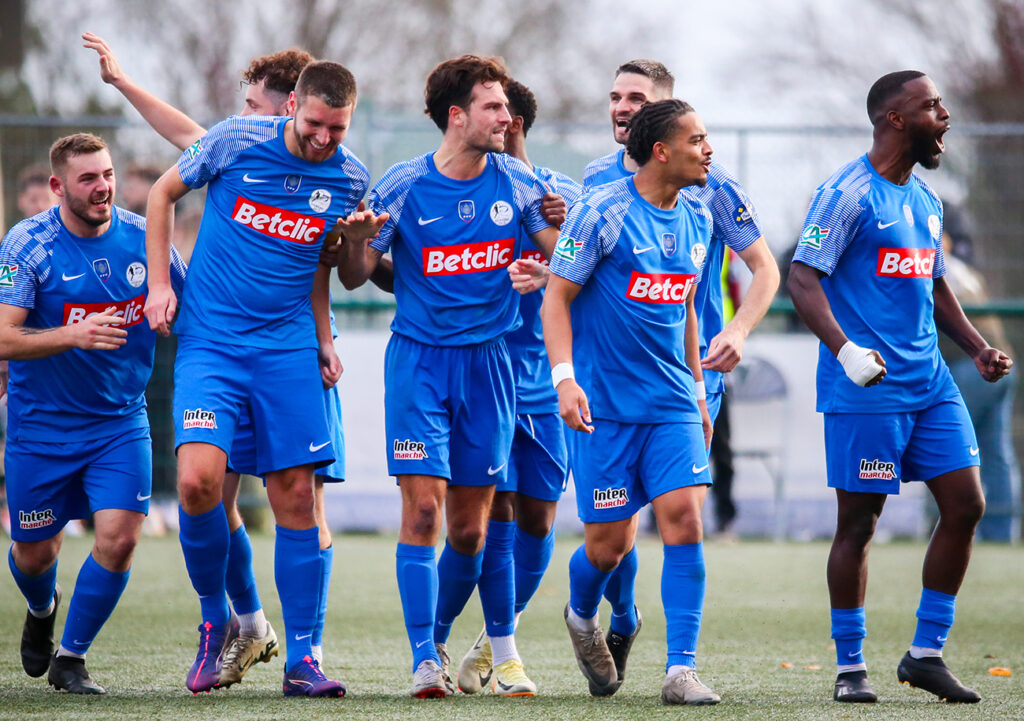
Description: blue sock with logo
xmin=913 ymin=587 xmax=956 ymax=650
xmin=8 ymin=545 xmax=58 ymax=612
xmin=313 ymin=544 xmax=333 ymax=648
xmin=478 ymin=520 xmax=515 ymax=637
xmin=274 ymin=525 xmax=321 ymax=667
xmin=604 ymin=545 xmax=639 ymax=636
xmin=224 ymin=525 xmax=261 ymax=615
xmin=663 ymin=542 xmax=705 ymax=670
xmin=433 ymin=540 xmax=484 ymax=644
xmin=397 ymin=542 xmax=440 ymax=671
xmin=568 ymin=544 xmax=612 ymax=619
xmin=831 ymin=606 xmax=867 ymax=666
xmin=59 ymin=555 xmax=129 ymax=655
xmin=513 ymin=526 xmax=555 ymax=614
xmin=178 ymin=504 xmax=231 ymax=626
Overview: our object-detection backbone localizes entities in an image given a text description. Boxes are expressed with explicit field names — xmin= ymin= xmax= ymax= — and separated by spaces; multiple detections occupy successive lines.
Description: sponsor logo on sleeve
xmin=858 ymin=458 xmax=897 ymax=480
xmin=625 ymin=272 xmax=695 ymax=304
xmin=183 ymin=409 xmax=218 ymax=430
xmin=458 ymin=200 xmax=476 ymax=222
xmin=309 ymin=189 xmax=332 ymax=213
xmin=19 ymin=509 xmax=56 ymax=530
xmin=186 ymin=139 xmax=202 ymax=159
xmin=393 ymin=439 xmax=429 ymax=460
xmin=593 ymin=487 xmax=629 ymax=509
xmin=489 ymin=201 xmax=514 ymax=226
xmin=553 ymin=235 xmax=583 ymax=263
xmin=876 ymin=248 xmax=935 ymax=278
xmin=799 ymin=225 xmax=829 ymax=249
xmin=422 ymin=238 xmax=515 ymax=276
xmin=734 ymin=204 xmax=754 ymax=226
xmin=0 ymin=264 xmax=18 ymax=287
xmin=126 ymin=262 xmax=146 ymax=288
xmin=63 ymin=293 xmax=146 ymax=328
xmin=232 ymin=197 xmax=326 ymax=245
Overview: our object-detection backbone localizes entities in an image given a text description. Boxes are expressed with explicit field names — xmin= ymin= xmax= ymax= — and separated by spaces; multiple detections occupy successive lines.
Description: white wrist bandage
xmin=551 ymin=362 xmax=575 ymax=389
xmin=837 ymin=341 xmax=884 ymax=387
xmin=694 ymin=381 xmax=707 ymax=401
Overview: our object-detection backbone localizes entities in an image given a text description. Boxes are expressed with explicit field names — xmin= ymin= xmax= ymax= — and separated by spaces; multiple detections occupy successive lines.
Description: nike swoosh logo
xmin=937 ymin=635 xmax=948 ymax=642
xmin=137 ymin=493 xmax=152 ymax=502
xmin=415 ymin=639 xmax=431 ymax=648
xmin=877 ymin=220 xmax=899 ymax=229
xmin=62 ymin=272 xmax=86 ymax=281
xmin=242 ymin=173 xmax=267 ymax=183
xmin=848 ymin=651 xmax=860 ymax=659
xmin=487 ymin=464 xmax=506 ymax=476
xmin=692 ymin=464 xmax=709 ymax=474
xmin=309 ymin=441 xmax=331 ymax=452
xmin=295 ymin=633 xmax=312 ymax=641
xmin=418 ymin=216 xmax=443 ymax=226
xmin=969 ymin=446 xmax=980 ymax=456
xmin=633 ymin=246 xmax=656 ymax=254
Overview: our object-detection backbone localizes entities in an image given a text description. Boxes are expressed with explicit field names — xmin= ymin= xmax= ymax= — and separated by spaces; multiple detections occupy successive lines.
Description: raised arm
xmin=933 ymin=276 xmax=1012 ymax=382
xmin=144 ymin=166 xmax=191 ymax=335
xmin=0 ymin=303 xmax=127 ymax=360
xmin=83 ymin=32 xmax=206 ymax=151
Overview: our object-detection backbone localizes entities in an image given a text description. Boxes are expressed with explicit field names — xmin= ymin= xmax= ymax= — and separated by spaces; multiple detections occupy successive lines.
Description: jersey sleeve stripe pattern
xmin=494 ymin=154 xmax=550 ymax=235
xmin=582 ymin=151 xmax=619 ymax=191
xmin=338 ymin=148 xmax=372 ymax=213
xmin=694 ymin=162 xmax=762 ymax=252
xmin=914 ymin=174 xmax=946 ymax=278
xmin=550 ymin=181 xmax=633 ymax=286
xmin=792 ymin=158 xmax=871 ymax=276
xmin=535 ymin=166 xmax=584 ymax=207
xmin=177 ymin=116 xmax=281 ymax=189
xmin=368 ymin=154 xmax=431 ymax=253
xmin=0 ymin=210 xmax=62 ymax=307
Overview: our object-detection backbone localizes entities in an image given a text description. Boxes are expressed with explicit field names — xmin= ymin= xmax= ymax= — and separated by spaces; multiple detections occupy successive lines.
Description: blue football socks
xmin=568 ymin=544 xmax=612 ymax=619
xmin=513 ymin=526 xmax=554 ymax=615
xmin=178 ymin=504 xmax=231 ymax=626
xmin=913 ymin=587 xmax=956 ymax=651
xmin=224 ymin=525 xmax=261 ymax=616
xmin=8 ymin=545 xmax=58 ymax=613
xmin=831 ymin=606 xmax=867 ymax=667
xmin=313 ymin=544 xmax=334 ymax=648
xmin=663 ymin=542 xmax=705 ymax=670
xmin=59 ymin=554 xmax=129 ymax=655
xmin=478 ymin=520 xmax=515 ymax=638
xmin=396 ymin=542 xmax=440 ymax=671
xmin=433 ymin=540 xmax=483 ymax=644
xmin=274 ymin=525 xmax=321 ymax=667
xmin=605 ymin=544 xmax=639 ymax=636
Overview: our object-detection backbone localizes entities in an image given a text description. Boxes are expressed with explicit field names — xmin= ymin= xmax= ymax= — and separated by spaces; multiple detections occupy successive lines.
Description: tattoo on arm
xmin=17 ymin=326 xmax=59 ymax=336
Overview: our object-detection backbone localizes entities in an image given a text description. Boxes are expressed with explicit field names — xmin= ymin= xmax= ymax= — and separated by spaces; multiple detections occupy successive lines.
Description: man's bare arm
xmin=144 ymin=166 xmax=191 ymax=335
xmin=0 ymin=303 xmax=127 ymax=360
xmin=934 ymin=276 xmax=1012 ymax=382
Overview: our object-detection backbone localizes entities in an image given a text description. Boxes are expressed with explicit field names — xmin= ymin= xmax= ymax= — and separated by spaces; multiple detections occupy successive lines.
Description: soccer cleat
xmin=457 ymin=625 xmax=492 ymax=694
xmin=47 ymin=654 xmax=106 ymax=694
xmin=593 ymin=607 xmax=643 ymax=696
xmin=490 ymin=659 xmax=537 ymax=697
xmin=21 ymin=584 xmax=62 ymax=678
xmin=563 ymin=603 xmax=617 ymax=695
xmin=186 ymin=620 xmax=231 ymax=694
xmin=282 ymin=655 xmax=345 ymax=697
xmin=661 ymin=667 xmax=721 ymax=705
xmin=219 ymin=621 xmax=279 ymax=687
xmin=435 ymin=642 xmax=455 ymax=695
xmin=896 ymin=652 xmax=981 ymax=703
xmin=833 ymin=670 xmax=877 ymax=702
xmin=411 ymin=659 xmax=450 ymax=699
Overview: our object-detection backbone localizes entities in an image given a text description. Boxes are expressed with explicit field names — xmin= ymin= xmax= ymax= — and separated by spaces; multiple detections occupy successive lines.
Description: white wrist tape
xmin=694 ymin=381 xmax=707 ymax=401
xmin=551 ymin=362 xmax=575 ymax=389
xmin=837 ymin=341 xmax=884 ymax=387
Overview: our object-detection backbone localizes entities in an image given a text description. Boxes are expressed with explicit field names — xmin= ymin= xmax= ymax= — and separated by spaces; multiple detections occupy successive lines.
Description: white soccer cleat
xmin=218 ymin=621 xmax=279 ymax=688
xmin=411 ymin=659 xmax=451 ymax=699
xmin=661 ymin=666 xmax=721 ymax=705
xmin=457 ymin=625 xmax=493 ymax=694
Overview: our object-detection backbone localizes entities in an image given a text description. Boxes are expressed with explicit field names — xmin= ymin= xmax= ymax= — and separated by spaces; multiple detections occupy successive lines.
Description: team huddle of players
xmin=0 ymin=34 xmax=1011 ymax=707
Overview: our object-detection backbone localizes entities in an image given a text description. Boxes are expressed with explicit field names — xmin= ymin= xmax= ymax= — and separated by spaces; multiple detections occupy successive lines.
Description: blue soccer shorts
xmin=174 ymin=336 xmax=333 ymax=475
xmin=568 ymin=419 xmax=712 ymax=524
xmin=825 ymin=395 xmax=979 ymax=494
xmin=497 ymin=412 xmax=568 ymax=501
xmin=6 ymin=425 xmax=152 ymax=542
xmin=383 ymin=333 xmax=514 ymax=486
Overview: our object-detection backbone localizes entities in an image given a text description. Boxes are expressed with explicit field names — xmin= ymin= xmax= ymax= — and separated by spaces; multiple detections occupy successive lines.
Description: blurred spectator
xmin=15 ymin=164 xmax=57 ymax=218
xmin=119 ymin=164 xmax=163 ymax=215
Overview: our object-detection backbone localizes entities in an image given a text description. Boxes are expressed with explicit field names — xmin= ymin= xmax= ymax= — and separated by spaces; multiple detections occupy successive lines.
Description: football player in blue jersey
xmin=144 ymin=61 xmax=368 ymax=697
xmin=336 ymin=55 xmax=560 ymax=699
xmin=0 ymin=134 xmax=186 ymax=694
xmin=788 ymin=71 xmax=1012 ymax=704
xmin=543 ymin=99 xmax=721 ymax=705
xmin=455 ymin=79 xmax=581 ymax=694
xmin=578 ymin=59 xmax=780 ymax=694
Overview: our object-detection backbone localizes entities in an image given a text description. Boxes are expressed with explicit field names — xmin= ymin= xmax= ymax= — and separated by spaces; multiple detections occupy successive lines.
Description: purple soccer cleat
xmin=186 ymin=620 xmax=231 ymax=694
xmin=283 ymin=655 xmax=346 ymax=697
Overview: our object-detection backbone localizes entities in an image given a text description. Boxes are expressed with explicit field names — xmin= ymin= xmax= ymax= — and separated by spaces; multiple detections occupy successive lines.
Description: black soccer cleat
xmin=47 ymin=654 xmax=107 ymax=694
xmin=591 ymin=608 xmax=643 ymax=697
xmin=833 ymin=669 xmax=877 ymax=702
xmin=896 ymin=652 xmax=981 ymax=703
xmin=21 ymin=584 xmax=62 ymax=678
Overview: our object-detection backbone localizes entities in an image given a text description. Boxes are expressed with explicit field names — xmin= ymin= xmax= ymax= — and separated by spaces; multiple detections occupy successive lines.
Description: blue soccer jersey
xmin=793 ymin=154 xmax=952 ymax=413
xmin=0 ymin=206 xmax=187 ymax=441
xmin=507 ymin=166 xmax=583 ymax=414
xmin=549 ymin=177 xmax=711 ymax=423
xmin=176 ymin=115 xmax=368 ymax=350
xmin=583 ymin=152 xmax=762 ymax=394
xmin=368 ymin=153 xmax=550 ymax=346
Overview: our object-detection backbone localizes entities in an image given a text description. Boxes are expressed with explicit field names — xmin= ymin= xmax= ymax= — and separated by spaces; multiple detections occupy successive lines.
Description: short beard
xmin=910 ymin=134 xmax=941 ymax=170
xmin=67 ymin=194 xmax=110 ymax=227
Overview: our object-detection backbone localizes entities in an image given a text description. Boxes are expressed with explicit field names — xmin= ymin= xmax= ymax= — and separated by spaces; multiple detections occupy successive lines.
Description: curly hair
xmin=424 ymin=55 xmax=509 ymax=132
xmin=243 ymin=49 xmax=314 ymax=96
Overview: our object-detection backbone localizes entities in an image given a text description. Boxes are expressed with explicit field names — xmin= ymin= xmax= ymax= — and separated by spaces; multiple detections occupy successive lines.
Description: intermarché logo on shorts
xmin=393 ymin=439 xmax=429 ymax=460
xmin=593 ymin=487 xmax=628 ymax=509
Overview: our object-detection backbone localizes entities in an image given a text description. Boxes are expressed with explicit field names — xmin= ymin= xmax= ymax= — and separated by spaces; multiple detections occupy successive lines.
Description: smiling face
xmin=900 ymin=76 xmax=950 ymax=170
xmin=609 ymin=72 xmax=666 ymax=145
xmin=53 ymin=149 xmax=115 ymax=232
xmin=289 ymin=94 xmax=353 ymax=163
xmin=456 ymin=81 xmax=512 ymax=153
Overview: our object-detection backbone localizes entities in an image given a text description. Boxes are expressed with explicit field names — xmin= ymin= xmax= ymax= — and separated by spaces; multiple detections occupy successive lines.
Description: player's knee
xmin=12 ymin=540 xmax=59 ymax=576
xmin=447 ymin=522 xmax=487 ymax=555
xmin=93 ymin=533 xmax=138 ymax=571
xmin=835 ymin=512 xmax=878 ymax=548
xmin=405 ymin=499 xmax=442 ymax=539
xmin=943 ymin=492 xmax=985 ymax=529
xmin=177 ymin=474 xmax=220 ymax=513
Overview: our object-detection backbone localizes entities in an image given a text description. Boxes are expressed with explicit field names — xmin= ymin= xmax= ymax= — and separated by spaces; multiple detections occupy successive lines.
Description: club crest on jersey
xmin=859 ymin=458 xmax=897 ymax=480
xmin=662 ymin=233 xmax=677 ymax=256
xmin=93 ymin=258 xmax=111 ymax=282
xmin=593 ymin=487 xmax=629 ymax=510
xmin=800 ymin=225 xmax=829 ymax=249
xmin=393 ymin=439 xmax=428 ymax=460
xmin=126 ymin=262 xmax=146 ymax=288
xmin=186 ymin=139 xmax=202 ymax=159
xmin=183 ymin=409 xmax=217 ymax=430
xmin=690 ymin=242 xmax=706 ymax=268
xmin=0 ymin=264 xmax=18 ymax=287
xmin=285 ymin=174 xmax=302 ymax=194
xmin=19 ymin=509 xmax=55 ymax=530
xmin=458 ymin=200 xmax=476 ymax=222
xmin=928 ymin=214 xmax=941 ymax=240
xmin=309 ymin=189 xmax=332 ymax=213
xmin=489 ymin=201 xmax=514 ymax=226
xmin=734 ymin=204 xmax=754 ymax=226
xmin=903 ymin=204 xmax=915 ymax=227
xmin=554 ymin=235 xmax=583 ymax=263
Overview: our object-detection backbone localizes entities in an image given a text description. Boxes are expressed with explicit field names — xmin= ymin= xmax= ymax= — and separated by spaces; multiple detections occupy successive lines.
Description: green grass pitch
xmin=1 ymin=533 xmax=1021 ymax=720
